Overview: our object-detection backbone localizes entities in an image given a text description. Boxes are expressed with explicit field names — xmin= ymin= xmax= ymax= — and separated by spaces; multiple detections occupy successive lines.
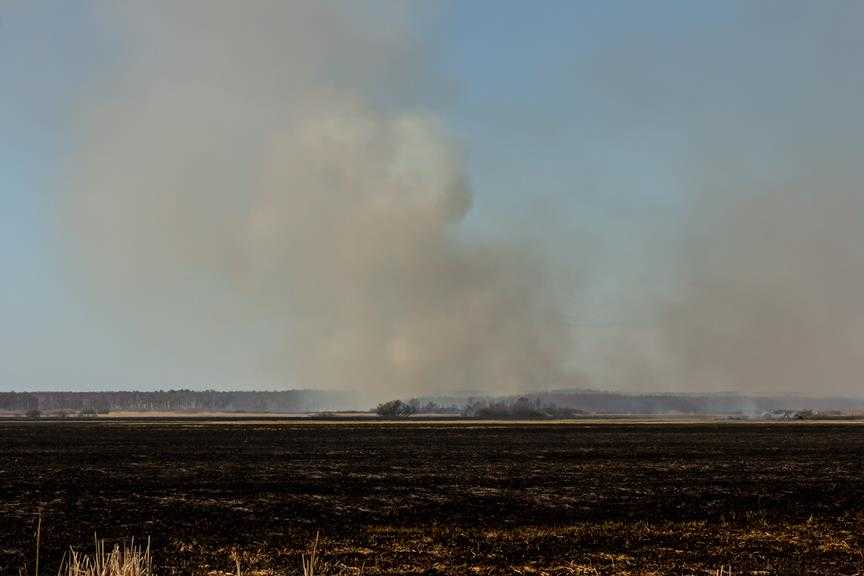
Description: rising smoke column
xmin=61 ymin=2 xmax=568 ymax=398
xmin=248 ymin=102 xmax=566 ymax=396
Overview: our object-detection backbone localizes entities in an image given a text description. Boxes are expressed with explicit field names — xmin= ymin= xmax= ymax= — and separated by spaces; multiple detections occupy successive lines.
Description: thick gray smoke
xmin=61 ymin=2 xmax=567 ymax=399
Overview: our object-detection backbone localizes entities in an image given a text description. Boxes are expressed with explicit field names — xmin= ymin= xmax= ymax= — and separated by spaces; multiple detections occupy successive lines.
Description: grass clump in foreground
xmin=21 ymin=517 xmax=323 ymax=576
xmin=61 ymin=538 xmax=152 ymax=576
xmin=21 ymin=516 xmax=153 ymax=576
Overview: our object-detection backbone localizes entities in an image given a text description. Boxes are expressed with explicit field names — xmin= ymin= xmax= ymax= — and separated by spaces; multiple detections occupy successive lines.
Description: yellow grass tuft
xmin=61 ymin=537 xmax=153 ymax=576
xmin=301 ymin=532 xmax=320 ymax=576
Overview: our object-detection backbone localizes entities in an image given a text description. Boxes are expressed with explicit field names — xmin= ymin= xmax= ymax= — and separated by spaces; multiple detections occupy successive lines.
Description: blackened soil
xmin=1 ymin=421 xmax=863 ymax=575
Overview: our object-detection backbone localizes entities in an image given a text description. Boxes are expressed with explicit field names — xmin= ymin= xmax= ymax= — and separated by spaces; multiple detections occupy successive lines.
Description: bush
xmin=25 ymin=409 xmax=41 ymax=419
xmin=63 ymin=538 xmax=153 ymax=576
xmin=375 ymin=399 xmax=417 ymax=418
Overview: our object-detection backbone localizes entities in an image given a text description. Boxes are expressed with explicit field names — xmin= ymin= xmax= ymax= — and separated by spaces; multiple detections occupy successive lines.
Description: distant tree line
xmin=0 ymin=390 xmax=355 ymax=414
xmin=3 ymin=389 xmax=860 ymax=417
xmin=461 ymin=396 xmax=584 ymax=419
xmin=372 ymin=389 xmax=864 ymax=418
xmin=374 ymin=396 xmax=579 ymax=419
xmin=511 ymin=390 xmax=864 ymax=414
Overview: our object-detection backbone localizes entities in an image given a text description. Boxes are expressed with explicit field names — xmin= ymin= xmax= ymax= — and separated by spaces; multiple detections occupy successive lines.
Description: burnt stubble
xmin=1 ymin=421 xmax=863 ymax=575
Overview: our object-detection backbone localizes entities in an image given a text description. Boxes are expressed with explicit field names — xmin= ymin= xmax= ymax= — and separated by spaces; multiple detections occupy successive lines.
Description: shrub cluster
xmin=462 ymin=396 xmax=583 ymax=419
xmin=374 ymin=399 xmax=417 ymax=417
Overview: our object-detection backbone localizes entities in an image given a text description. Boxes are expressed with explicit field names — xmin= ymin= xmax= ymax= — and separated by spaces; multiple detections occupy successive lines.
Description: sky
xmin=2 ymin=1 xmax=864 ymax=396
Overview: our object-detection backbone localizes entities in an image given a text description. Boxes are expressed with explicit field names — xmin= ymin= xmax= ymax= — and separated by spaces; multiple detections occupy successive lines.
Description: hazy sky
xmin=3 ymin=1 xmax=864 ymax=395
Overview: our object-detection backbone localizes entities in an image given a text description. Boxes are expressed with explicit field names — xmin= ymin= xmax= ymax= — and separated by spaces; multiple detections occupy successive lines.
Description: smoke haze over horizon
xmin=3 ymin=2 xmax=864 ymax=398
xmin=54 ymin=1 xmax=569 ymax=401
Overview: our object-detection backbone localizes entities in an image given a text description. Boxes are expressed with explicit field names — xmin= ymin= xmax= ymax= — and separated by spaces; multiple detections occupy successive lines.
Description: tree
xmin=375 ymin=399 xmax=417 ymax=418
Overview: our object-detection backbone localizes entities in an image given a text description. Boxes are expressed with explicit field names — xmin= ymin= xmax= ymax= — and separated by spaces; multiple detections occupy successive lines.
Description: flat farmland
xmin=1 ymin=421 xmax=863 ymax=575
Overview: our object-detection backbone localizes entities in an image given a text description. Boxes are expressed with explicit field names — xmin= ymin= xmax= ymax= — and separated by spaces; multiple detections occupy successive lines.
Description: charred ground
xmin=1 ymin=420 xmax=863 ymax=575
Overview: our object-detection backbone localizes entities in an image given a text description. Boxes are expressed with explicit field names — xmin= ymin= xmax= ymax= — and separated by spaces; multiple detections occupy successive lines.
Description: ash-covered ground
xmin=2 ymin=420 xmax=863 ymax=575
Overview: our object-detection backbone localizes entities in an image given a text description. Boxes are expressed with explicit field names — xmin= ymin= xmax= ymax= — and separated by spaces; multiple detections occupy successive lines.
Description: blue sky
xmin=1 ymin=2 xmax=116 ymax=388
xmin=3 ymin=1 xmax=864 ymax=393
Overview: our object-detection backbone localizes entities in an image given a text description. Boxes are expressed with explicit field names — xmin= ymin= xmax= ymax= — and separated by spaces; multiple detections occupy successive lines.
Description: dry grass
xmin=18 ymin=527 xmax=751 ymax=576
xmin=19 ymin=517 xmax=153 ymax=576
xmin=301 ymin=532 xmax=320 ymax=576
xmin=18 ymin=517 xmax=762 ymax=576
xmin=21 ymin=515 xmax=334 ymax=576
xmin=61 ymin=538 xmax=153 ymax=576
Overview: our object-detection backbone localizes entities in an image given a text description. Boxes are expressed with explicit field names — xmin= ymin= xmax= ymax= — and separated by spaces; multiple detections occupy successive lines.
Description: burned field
xmin=1 ymin=421 xmax=863 ymax=575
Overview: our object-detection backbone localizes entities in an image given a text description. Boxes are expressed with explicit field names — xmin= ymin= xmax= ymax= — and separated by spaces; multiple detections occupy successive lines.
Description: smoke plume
xmin=61 ymin=2 xmax=567 ymax=399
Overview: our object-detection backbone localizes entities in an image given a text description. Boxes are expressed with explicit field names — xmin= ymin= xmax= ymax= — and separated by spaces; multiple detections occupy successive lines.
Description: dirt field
xmin=1 ymin=420 xmax=863 ymax=575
